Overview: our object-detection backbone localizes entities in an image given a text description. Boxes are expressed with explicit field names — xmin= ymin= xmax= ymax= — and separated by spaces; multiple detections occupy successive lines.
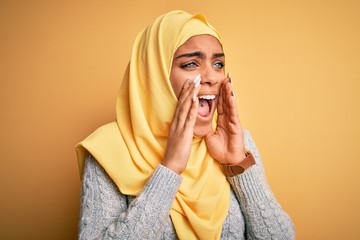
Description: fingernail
xmin=228 ymin=72 xmax=232 ymax=85
xmin=231 ymin=91 xmax=235 ymax=98
xmin=194 ymin=74 xmax=201 ymax=88
xmin=193 ymin=74 xmax=201 ymax=83
xmin=195 ymin=79 xmax=201 ymax=88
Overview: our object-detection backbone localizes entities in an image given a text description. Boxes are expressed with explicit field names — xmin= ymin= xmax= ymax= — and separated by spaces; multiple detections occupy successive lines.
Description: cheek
xmin=170 ymin=70 xmax=188 ymax=99
xmin=169 ymin=78 xmax=181 ymax=98
xmin=175 ymin=81 xmax=184 ymax=98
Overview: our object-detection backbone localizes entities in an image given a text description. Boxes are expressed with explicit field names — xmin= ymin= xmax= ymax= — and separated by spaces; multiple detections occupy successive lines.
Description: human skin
xmin=162 ymin=35 xmax=246 ymax=174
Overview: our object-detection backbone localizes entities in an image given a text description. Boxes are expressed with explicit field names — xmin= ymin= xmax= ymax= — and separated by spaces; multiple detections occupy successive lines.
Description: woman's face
xmin=170 ymin=34 xmax=225 ymax=137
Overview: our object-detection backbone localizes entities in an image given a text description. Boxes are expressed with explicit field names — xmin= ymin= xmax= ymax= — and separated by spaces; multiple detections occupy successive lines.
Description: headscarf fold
xmin=76 ymin=10 xmax=230 ymax=240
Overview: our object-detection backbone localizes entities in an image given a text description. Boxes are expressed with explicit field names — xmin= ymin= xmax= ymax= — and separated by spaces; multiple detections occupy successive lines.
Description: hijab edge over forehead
xmin=166 ymin=10 xmax=223 ymax=77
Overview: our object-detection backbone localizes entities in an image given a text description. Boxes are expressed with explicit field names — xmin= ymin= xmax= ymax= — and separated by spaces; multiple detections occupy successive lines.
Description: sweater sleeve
xmin=227 ymin=130 xmax=295 ymax=240
xmin=78 ymin=154 xmax=182 ymax=240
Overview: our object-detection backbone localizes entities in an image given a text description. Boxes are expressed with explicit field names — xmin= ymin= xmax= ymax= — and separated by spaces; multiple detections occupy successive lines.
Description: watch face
xmin=231 ymin=165 xmax=245 ymax=175
xmin=220 ymin=164 xmax=245 ymax=176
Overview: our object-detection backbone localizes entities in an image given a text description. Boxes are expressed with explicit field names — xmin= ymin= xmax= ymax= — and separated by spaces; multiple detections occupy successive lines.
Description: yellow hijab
xmin=76 ymin=10 xmax=230 ymax=240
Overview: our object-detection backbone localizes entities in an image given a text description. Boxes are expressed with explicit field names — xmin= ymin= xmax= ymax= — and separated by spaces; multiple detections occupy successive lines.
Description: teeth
xmin=198 ymin=95 xmax=216 ymax=100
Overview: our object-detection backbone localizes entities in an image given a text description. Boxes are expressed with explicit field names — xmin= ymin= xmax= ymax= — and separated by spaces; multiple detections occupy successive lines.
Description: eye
xmin=213 ymin=61 xmax=225 ymax=69
xmin=180 ymin=61 xmax=198 ymax=69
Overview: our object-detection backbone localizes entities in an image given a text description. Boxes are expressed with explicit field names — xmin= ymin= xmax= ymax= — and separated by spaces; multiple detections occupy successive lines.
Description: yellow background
xmin=1 ymin=1 xmax=359 ymax=239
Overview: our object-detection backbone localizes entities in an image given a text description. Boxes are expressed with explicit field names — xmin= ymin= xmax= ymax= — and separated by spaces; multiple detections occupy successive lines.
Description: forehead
xmin=174 ymin=35 xmax=223 ymax=55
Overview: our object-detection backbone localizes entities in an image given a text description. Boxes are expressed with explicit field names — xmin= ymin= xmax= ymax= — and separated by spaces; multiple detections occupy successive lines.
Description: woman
xmin=76 ymin=10 xmax=295 ymax=240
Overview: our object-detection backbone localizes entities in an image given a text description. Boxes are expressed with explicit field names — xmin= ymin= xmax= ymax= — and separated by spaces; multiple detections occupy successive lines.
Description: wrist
xmin=161 ymin=160 xmax=184 ymax=175
xmin=220 ymin=150 xmax=256 ymax=177
xmin=227 ymin=152 xmax=246 ymax=165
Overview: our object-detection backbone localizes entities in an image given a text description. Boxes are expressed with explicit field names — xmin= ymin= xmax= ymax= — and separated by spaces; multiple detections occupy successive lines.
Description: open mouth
xmin=198 ymin=95 xmax=216 ymax=118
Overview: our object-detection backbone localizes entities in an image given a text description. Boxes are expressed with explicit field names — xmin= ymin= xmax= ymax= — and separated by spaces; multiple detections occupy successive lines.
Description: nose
xmin=200 ymin=69 xmax=219 ymax=86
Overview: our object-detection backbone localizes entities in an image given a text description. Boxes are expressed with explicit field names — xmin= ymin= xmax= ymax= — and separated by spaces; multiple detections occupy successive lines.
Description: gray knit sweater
xmin=78 ymin=131 xmax=295 ymax=239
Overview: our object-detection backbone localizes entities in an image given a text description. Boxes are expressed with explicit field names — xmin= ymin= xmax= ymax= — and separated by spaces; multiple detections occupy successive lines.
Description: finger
xmin=172 ymin=79 xmax=194 ymax=126
xmin=217 ymin=77 xmax=229 ymax=115
xmin=218 ymin=77 xmax=230 ymax=115
xmin=178 ymin=79 xmax=194 ymax=105
xmin=217 ymin=85 xmax=224 ymax=115
xmin=184 ymin=93 xmax=199 ymax=131
xmin=176 ymin=83 xmax=200 ymax=130
xmin=224 ymin=80 xmax=242 ymax=128
xmin=227 ymin=92 xmax=240 ymax=125
xmin=224 ymin=82 xmax=230 ymax=115
xmin=173 ymin=74 xmax=201 ymax=132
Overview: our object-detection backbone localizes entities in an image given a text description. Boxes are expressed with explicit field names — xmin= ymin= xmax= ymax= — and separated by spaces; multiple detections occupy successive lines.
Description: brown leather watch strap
xmin=220 ymin=150 xmax=256 ymax=177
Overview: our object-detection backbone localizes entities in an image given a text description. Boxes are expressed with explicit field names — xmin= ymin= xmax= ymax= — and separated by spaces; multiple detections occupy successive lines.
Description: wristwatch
xmin=220 ymin=150 xmax=256 ymax=177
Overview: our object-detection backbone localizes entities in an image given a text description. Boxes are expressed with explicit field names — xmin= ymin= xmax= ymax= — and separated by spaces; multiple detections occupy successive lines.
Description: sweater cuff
xmin=227 ymin=165 xmax=268 ymax=203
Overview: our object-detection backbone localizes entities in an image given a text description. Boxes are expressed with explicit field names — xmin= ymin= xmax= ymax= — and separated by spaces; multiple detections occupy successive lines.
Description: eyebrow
xmin=175 ymin=51 xmax=225 ymax=59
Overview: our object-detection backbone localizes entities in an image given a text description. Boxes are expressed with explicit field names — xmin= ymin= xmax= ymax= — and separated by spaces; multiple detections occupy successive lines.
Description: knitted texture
xmin=78 ymin=131 xmax=295 ymax=239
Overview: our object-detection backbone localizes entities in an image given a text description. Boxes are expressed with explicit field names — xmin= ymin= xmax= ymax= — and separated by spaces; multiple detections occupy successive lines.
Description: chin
xmin=193 ymin=122 xmax=212 ymax=138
